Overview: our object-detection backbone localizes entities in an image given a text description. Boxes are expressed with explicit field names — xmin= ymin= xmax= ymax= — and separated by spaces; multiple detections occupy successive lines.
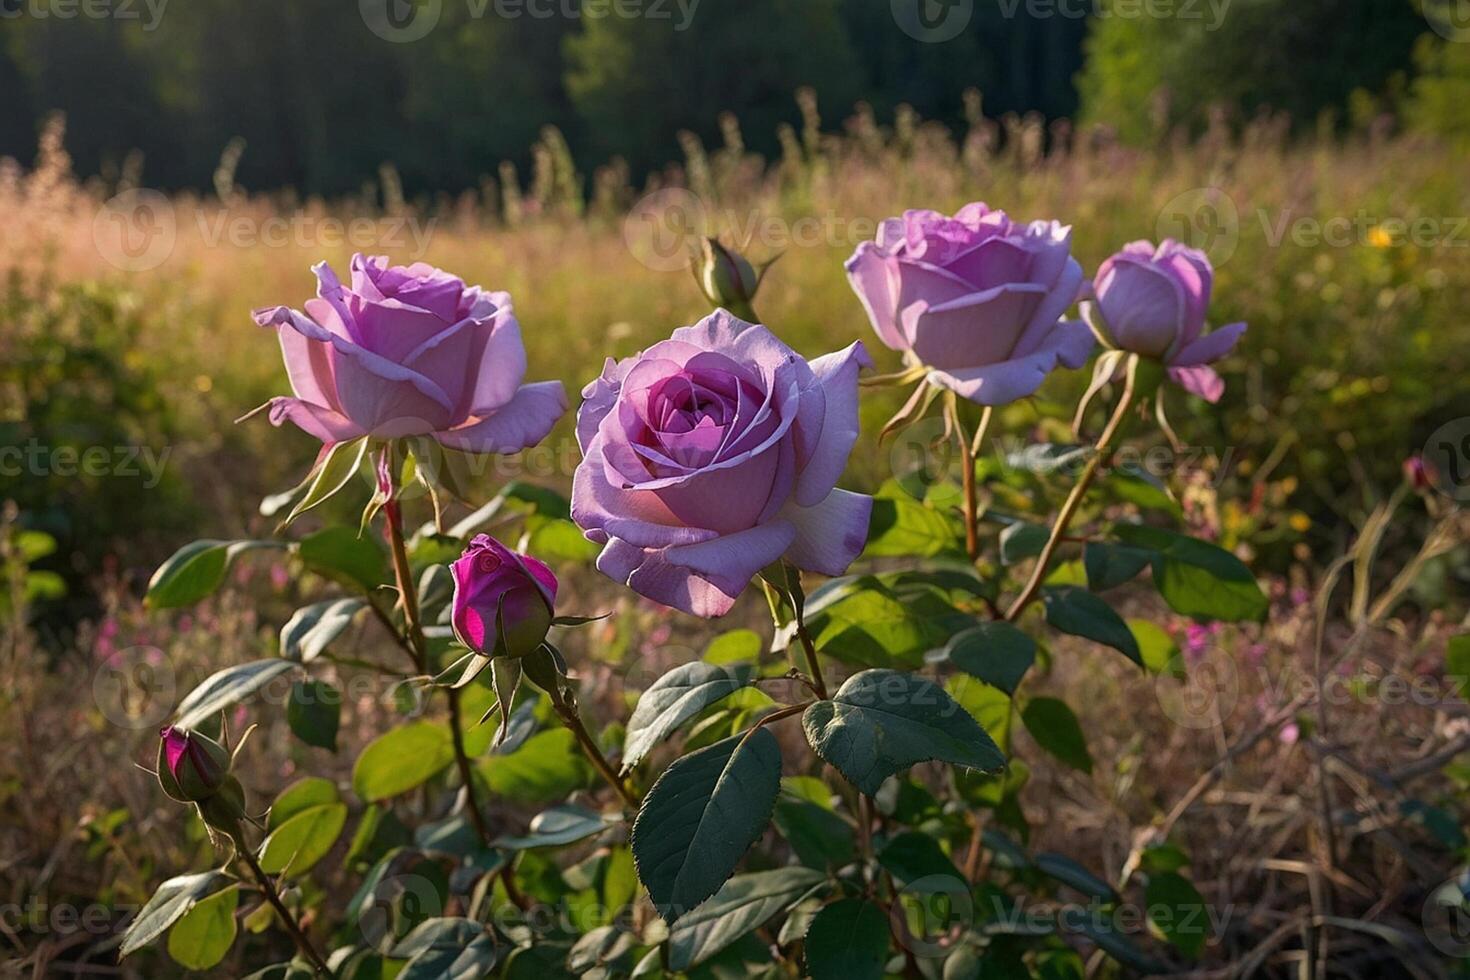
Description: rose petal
xmin=794 ymin=341 xmax=872 ymax=507
xmin=927 ymin=320 xmax=1094 ymax=406
xmin=266 ymin=397 xmax=367 ymax=443
xmin=433 ymin=380 xmax=567 ymax=453
xmin=1170 ymin=321 xmax=1246 ymax=368
xmin=844 ymin=242 xmax=906 ymax=351
xmin=780 ymin=488 xmax=873 ymax=577
xmin=1168 ymin=364 xmax=1226 ymax=403
xmin=597 ymin=521 xmax=796 ymax=618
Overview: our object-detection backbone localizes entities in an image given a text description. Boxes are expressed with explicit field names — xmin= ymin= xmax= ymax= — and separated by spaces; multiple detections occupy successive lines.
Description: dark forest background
xmin=0 ymin=0 xmax=1446 ymax=197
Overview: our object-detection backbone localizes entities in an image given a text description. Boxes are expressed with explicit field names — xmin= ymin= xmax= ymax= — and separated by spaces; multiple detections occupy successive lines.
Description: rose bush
xmin=571 ymin=309 xmax=873 ymax=617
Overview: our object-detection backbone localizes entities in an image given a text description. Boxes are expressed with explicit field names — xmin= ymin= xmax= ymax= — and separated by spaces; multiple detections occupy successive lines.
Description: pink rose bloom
xmin=253 ymin=254 xmax=566 ymax=452
xmin=1083 ymin=240 xmax=1247 ymax=403
xmin=845 ymin=203 xmax=1093 ymax=404
xmin=450 ymin=535 xmax=557 ymax=659
xmin=572 ymin=310 xmax=873 ymax=618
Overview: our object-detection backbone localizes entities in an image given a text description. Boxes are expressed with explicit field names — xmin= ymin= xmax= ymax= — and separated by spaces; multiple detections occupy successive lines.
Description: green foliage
xmin=804 ymin=899 xmax=890 ymax=980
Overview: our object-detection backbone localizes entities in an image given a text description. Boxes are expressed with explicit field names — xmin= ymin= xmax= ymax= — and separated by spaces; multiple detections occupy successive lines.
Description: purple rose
xmin=157 ymin=726 xmax=228 ymax=803
xmin=253 ymin=254 xmax=566 ymax=452
xmin=1083 ymin=239 xmax=1247 ymax=403
xmin=572 ymin=310 xmax=873 ymax=618
xmin=450 ymin=535 xmax=558 ymax=658
xmin=845 ymin=203 xmax=1094 ymax=404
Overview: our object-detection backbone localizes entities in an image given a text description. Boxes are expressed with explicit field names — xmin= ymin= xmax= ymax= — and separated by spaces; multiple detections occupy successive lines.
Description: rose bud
xmin=450 ymin=535 xmax=558 ymax=659
xmin=1082 ymin=239 xmax=1247 ymax=403
xmin=157 ymin=726 xmax=231 ymax=803
xmin=697 ymin=238 xmax=762 ymax=320
xmin=1404 ymin=455 xmax=1432 ymax=494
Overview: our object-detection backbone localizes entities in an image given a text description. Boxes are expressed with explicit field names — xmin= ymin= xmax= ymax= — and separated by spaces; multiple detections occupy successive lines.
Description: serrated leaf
xmin=146 ymin=539 xmax=282 ymax=609
xmin=631 ymin=730 xmax=783 ymax=923
xmin=772 ymin=799 xmax=856 ymax=871
xmin=1041 ymin=587 xmax=1142 ymax=665
xmin=942 ymin=622 xmax=1037 ymax=696
xmin=121 ymin=871 xmax=228 ymax=957
xmin=878 ymin=831 xmax=963 ymax=886
xmin=287 ymin=679 xmax=341 ymax=751
xmin=666 ymin=867 xmax=826 ymax=970
xmin=280 ymin=597 xmax=366 ymax=662
xmin=803 ymin=669 xmax=1005 ymax=796
xmin=258 ymin=802 xmax=347 ymax=876
xmin=166 ymin=885 xmax=238 ymax=970
xmin=623 ymin=662 xmax=754 ymax=773
xmin=174 ymin=659 xmax=299 ymax=729
xmin=352 ymin=722 xmax=454 ymax=801
xmin=1114 ymin=525 xmax=1268 ymax=623
xmin=1021 ymin=698 xmax=1092 ymax=774
xmin=804 ymin=899 xmax=890 ymax=980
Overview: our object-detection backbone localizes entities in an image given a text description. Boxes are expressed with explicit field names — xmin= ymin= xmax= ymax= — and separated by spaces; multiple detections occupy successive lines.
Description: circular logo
xmin=359 ymin=872 xmax=445 ymax=950
xmin=1424 ymin=0 xmax=1470 ymax=42
xmin=1155 ymin=187 xmax=1240 ymax=267
xmin=891 ymin=873 xmax=973 ymax=958
xmin=888 ymin=416 xmax=958 ymax=502
xmin=360 ymin=0 xmax=441 ymax=43
xmin=891 ymin=0 xmax=973 ymax=43
xmin=92 ymin=189 xmax=176 ymax=272
xmin=1155 ymin=648 xmax=1239 ymax=731
xmin=93 ymin=646 xmax=176 ymax=730
xmin=1422 ymin=418 xmax=1470 ymax=503
xmin=1423 ymin=872 xmax=1470 ymax=957
xmin=622 ymin=188 xmax=708 ymax=273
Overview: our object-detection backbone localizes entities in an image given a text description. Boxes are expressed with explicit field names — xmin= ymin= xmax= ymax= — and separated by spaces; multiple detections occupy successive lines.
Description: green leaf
xmin=174 ymin=659 xmax=298 ymax=729
xmin=1035 ymin=852 xmax=1116 ymax=901
xmin=268 ymin=776 xmax=339 ymax=831
xmin=1447 ymin=633 xmax=1470 ymax=700
xmin=942 ymin=622 xmax=1036 ymax=696
xmin=1130 ymin=619 xmax=1184 ymax=677
xmin=878 ymin=831 xmax=963 ymax=886
xmin=166 ymin=885 xmax=238 ymax=970
xmin=946 ymin=675 xmax=1013 ymax=750
xmin=1021 ymin=698 xmax=1092 ymax=774
xmin=803 ymin=578 xmax=965 ymax=670
xmin=1041 ymin=586 xmax=1142 ymax=666
xmin=864 ymin=496 xmax=956 ymax=558
xmin=1083 ymin=542 xmax=1152 ymax=592
xmin=631 ymin=730 xmax=783 ymax=923
xmin=146 ymin=539 xmax=281 ymax=609
xmin=773 ymin=799 xmax=856 ymax=871
xmin=297 ymin=525 xmax=387 ymax=592
xmin=665 ymin=867 xmax=826 ymax=971
xmin=704 ymin=629 xmax=763 ymax=666
xmin=1061 ymin=914 xmax=1167 ymax=974
xmin=353 ymin=722 xmax=455 ymax=801
xmin=282 ymin=436 xmax=370 ymax=527
xmin=803 ymin=669 xmax=1006 ymax=796
xmin=999 ymin=522 xmax=1048 ymax=565
xmin=1114 ymin=525 xmax=1268 ymax=623
xmin=623 ymin=662 xmax=754 ymax=773
xmin=279 ymin=597 xmax=367 ymax=662
xmin=258 ymin=802 xmax=348 ymax=876
xmin=120 ymin=871 xmax=228 ymax=957
xmin=287 ymin=679 xmax=341 ymax=751
xmin=493 ymin=805 xmax=617 ymax=850
xmin=479 ymin=729 xmax=594 ymax=804
xmin=1145 ymin=871 xmax=1209 ymax=957
xmin=804 ymin=899 xmax=890 ymax=980
xmin=393 ymin=917 xmax=499 ymax=979
xmin=522 ymin=515 xmax=601 ymax=562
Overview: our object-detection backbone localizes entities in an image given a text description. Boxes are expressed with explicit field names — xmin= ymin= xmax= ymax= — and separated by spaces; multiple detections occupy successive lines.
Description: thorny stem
xmin=1005 ymin=355 xmax=1140 ymax=621
xmin=551 ymin=691 xmax=640 ymax=810
xmin=239 ymin=848 xmax=334 ymax=978
xmin=949 ymin=401 xmax=994 ymax=563
xmin=382 ymin=480 xmax=493 ymax=848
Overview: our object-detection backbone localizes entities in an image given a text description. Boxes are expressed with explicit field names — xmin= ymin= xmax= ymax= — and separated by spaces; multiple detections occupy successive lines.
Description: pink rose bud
xmin=1404 ymin=455 xmax=1432 ymax=493
xmin=1083 ymin=239 xmax=1247 ymax=403
xmin=450 ymin=535 xmax=558 ymax=658
xmin=157 ymin=726 xmax=230 ymax=803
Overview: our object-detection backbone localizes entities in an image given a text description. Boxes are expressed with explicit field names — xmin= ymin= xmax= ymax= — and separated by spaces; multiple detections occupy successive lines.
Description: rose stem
xmin=239 ymin=847 xmax=335 ymax=978
xmin=382 ymin=486 xmax=493 ymax=848
xmin=548 ymin=685 xmax=640 ymax=809
xmin=952 ymin=401 xmax=994 ymax=563
xmin=1004 ymin=354 xmax=1139 ymax=621
xmin=782 ymin=564 xmax=829 ymax=701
